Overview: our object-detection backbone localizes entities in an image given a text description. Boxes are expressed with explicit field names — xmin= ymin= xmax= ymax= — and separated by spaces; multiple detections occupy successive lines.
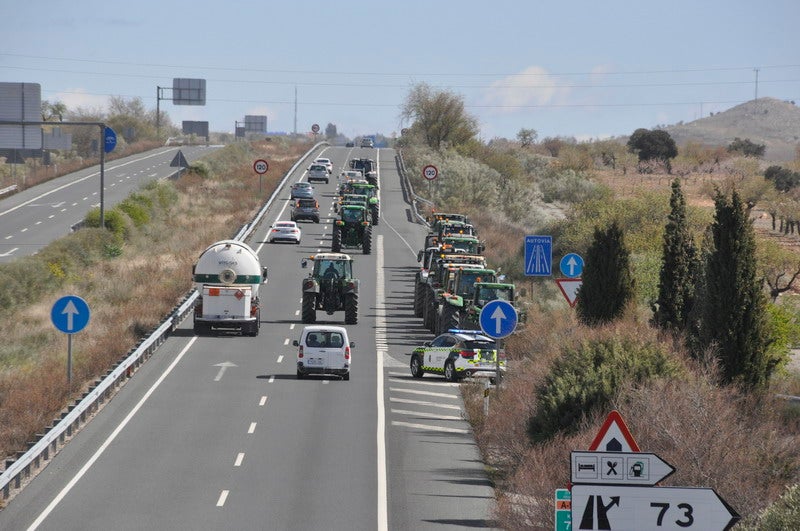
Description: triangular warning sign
xmin=170 ymin=150 xmax=189 ymax=168
xmin=555 ymin=278 xmax=582 ymax=308
xmin=588 ymin=410 xmax=640 ymax=452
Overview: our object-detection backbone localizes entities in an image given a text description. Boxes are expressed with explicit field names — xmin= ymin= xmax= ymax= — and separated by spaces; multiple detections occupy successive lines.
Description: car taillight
xmin=459 ymin=350 xmax=475 ymax=359
xmin=347 ymin=281 xmax=356 ymax=290
xmin=344 ymin=346 xmax=350 ymax=360
xmin=250 ymin=303 xmax=258 ymax=317
xmin=303 ymin=279 xmax=315 ymax=290
xmin=298 ymin=346 xmax=304 ymax=358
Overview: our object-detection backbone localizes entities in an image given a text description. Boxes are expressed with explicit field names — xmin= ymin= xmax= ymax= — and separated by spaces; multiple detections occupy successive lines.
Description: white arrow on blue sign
xmin=560 ymin=253 xmax=584 ymax=278
xmin=51 ymin=295 xmax=91 ymax=334
xmin=479 ymin=300 xmax=517 ymax=339
xmin=524 ymin=235 xmax=552 ymax=276
xmin=104 ymin=126 xmax=117 ymax=153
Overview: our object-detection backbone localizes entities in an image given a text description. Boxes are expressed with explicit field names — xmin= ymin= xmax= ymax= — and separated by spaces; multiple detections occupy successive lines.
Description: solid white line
xmin=391 ymin=420 xmax=469 ymax=434
xmin=216 ymin=490 xmax=229 ymax=507
xmin=248 ymin=422 xmax=257 ymax=434
xmin=388 ymin=376 xmax=459 ymax=388
xmin=26 ymin=336 xmax=199 ymax=531
xmin=234 ymin=453 xmax=245 ymax=467
xmin=391 ymin=409 xmax=463 ymax=421
xmin=259 ymin=396 xmax=268 ymax=406
xmin=376 ymin=235 xmax=388 ymax=531
xmin=389 ymin=397 xmax=461 ymax=410
xmin=389 ymin=387 xmax=459 ymax=399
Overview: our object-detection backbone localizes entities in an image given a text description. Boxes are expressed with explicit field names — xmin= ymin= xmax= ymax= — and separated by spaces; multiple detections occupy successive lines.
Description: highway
xmin=0 ymin=145 xmax=219 ymax=263
xmin=0 ymin=145 xmax=496 ymax=530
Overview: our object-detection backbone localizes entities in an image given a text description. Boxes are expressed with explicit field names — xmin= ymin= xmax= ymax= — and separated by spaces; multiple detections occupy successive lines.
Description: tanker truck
xmin=192 ymin=240 xmax=268 ymax=336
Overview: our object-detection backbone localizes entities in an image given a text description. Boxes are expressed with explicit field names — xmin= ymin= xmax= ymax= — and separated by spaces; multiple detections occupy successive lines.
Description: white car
xmin=267 ymin=221 xmax=302 ymax=244
xmin=294 ymin=325 xmax=353 ymax=380
xmin=314 ymin=158 xmax=333 ymax=174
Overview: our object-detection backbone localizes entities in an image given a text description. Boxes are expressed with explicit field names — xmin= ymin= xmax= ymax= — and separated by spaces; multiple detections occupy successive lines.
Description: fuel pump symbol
xmin=630 ymin=461 xmax=644 ymax=477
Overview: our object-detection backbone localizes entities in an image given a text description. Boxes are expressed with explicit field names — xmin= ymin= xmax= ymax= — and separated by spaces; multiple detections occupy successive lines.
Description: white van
xmin=294 ymin=325 xmax=353 ymax=380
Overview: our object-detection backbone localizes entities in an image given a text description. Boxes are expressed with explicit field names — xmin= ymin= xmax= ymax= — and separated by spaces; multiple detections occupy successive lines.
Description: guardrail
xmin=0 ymin=184 xmax=18 ymax=197
xmin=0 ymin=141 xmax=328 ymax=501
xmin=395 ymin=150 xmax=432 ymax=225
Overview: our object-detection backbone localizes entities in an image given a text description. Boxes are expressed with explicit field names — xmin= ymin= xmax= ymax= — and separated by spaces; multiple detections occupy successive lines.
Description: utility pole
xmin=293 ymin=86 xmax=297 ymax=135
xmin=754 ymin=68 xmax=759 ymax=101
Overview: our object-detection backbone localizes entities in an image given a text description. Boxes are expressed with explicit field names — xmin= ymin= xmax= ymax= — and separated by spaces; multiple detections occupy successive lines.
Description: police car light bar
xmin=447 ymin=329 xmax=483 ymax=335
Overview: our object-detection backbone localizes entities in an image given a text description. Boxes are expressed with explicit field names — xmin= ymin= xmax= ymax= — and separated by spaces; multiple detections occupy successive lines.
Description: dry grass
xmin=0 ymin=139 xmax=311 ymax=458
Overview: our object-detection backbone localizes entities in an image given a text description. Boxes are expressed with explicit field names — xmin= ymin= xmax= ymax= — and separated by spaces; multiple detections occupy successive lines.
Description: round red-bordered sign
xmin=422 ymin=164 xmax=438 ymax=181
xmin=311 ymin=123 xmax=320 ymax=134
xmin=253 ymin=159 xmax=269 ymax=174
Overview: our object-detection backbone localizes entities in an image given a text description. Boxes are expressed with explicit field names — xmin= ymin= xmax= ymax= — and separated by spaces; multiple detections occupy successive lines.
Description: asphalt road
xmin=0 ymin=145 xmax=497 ymax=530
xmin=0 ymin=145 xmax=219 ymax=263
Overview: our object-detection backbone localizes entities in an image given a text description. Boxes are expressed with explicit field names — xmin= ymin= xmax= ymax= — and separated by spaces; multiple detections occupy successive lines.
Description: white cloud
xmin=51 ymin=89 xmax=109 ymax=112
xmin=483 ymin=66 xmax=568 ymax=112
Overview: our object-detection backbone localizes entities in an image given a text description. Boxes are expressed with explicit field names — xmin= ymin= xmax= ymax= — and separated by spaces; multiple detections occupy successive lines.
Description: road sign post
xmin=253 ymin=158 xmax=269 ymax=195
xmin=51 ymin=295 xmax=91 ymax=386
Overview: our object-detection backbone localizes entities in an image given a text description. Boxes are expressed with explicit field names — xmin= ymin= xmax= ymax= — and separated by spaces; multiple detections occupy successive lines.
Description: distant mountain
xmin=662 ymin=97 xmax=800 ymax=161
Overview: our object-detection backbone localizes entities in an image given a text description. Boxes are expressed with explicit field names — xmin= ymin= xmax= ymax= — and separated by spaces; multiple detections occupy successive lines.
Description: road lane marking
xmin=234 ymin=453 xmax=245 ymax=467
xmin=276 ymin=355 xmax=284 ymax=363
xmin=376 ymin=235 xmax=388 ymax=531
xmin=390 ymin=397 xmax=461 ymax=410
xmin=259 ymin=396 xmax=268 ymax=406
xmin=248 ymin=422 xmax=257 ymax=434
xmin=391 ymin=421 xmax=469 ymax=434
xmin=216 ymin=490 xmax=229 ymax=507
xmin=283 ymin=338 xmax=289 ymax=345
xmin=391 ymin=409 xmax=463 ymax=421
xmin=389 ymin=387 xmax=459 ymax=399
xmin=27 ymin=336 xmax=199 ymax=530
xmin=289 ymin=324 xmax=295 ymax=330
xmin=268 ymin=376 xmax=275 ymax=383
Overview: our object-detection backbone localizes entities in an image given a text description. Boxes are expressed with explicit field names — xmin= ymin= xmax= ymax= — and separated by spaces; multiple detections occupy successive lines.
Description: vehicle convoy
xmin=291 ymin=197 xmax=320 ymax=223
xmin=294 ymin=325 xmax=354 ymax=380
xmin=409 ymin=329 xmax=505 ymax=382
xmin=349 ymin=158 xmax=378 ymax=187
xmin=192 ymin=240 xmax=268 ymax=336
xmin=301 ymin=253 xmax=359 ymax=324
xmin=332 ymin=204 xmax=373 ymax=254
xmin=420 ymin=253 xmax=487 ymax=332
xmin=307 ymin=163 xmax=330 ymax=184
xmin=345 ymin=181 xmax=379 ymax=224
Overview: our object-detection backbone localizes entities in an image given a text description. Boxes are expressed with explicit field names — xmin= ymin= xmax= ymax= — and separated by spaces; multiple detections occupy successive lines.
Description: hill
xmin=663 ymin=97 xmax=800 ymax=161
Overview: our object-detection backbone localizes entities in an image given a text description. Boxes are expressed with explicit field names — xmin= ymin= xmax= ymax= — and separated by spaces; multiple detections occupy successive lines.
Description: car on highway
xmin=294 ymin=325 xmax=354 ymax=380
xmin=409 ymin=329 xmax=505 ymax=382
xmin=291 ymin=198 xmax=320 ymax=223
xmin=345 ymin=141 xmax=355 ymax=147
xmin=290 ymin=182 xmax=315 ymax=199
xmin=307 ymin=163 xmax=330 ymax=184
xmin=360 ymin=137 xmax=374 ymax=148
xmin=313 ymin=157 xmax=334 ymax=173
xmin=267 ymin=220 xmax=302 ymax=244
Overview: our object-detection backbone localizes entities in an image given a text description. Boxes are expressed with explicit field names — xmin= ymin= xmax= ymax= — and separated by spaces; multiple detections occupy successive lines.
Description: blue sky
xmin=2 ymin=0 xmax=798 ymax=141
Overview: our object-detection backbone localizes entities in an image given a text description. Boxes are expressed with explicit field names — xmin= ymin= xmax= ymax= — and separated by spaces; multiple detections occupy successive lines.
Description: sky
xmin=2 ymin=0 xmax=799 ymax=142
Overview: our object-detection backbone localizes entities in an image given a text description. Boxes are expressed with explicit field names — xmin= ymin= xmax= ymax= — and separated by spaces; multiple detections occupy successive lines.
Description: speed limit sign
xmin=422 ymin=164 xmax=438 ymax=181
xmin=253 ymin=159 xmax=269 ymax=174
xmin=311 ymin=123 xmax=320 ymax=134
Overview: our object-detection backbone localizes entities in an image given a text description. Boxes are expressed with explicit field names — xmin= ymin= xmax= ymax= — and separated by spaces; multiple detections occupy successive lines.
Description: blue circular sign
xmin=51 ymin=295 xmax=91 ymax=334
xmin=478 ymin=300 xmax=518 ymax=339
xmin=104 ymin=126 xmax=117 ymax=153
xmin=560 ymin=253 xmax=584 ymax=278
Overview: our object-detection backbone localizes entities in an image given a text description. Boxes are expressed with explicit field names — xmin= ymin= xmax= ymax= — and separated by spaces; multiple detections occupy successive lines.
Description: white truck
xmin=192 ymin=240 xmax=267 ymax=336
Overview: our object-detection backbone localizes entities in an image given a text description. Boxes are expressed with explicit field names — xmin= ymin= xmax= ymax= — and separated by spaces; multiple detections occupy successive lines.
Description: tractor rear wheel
xmin=332 ymin=226 xmax=342 ymax=253
xmin=302 ymin=292 xmax=316 ymax=323
xmin=345 ymin=292 xmax=359 ymax=324
xmin=362 ymin=226 xmax=372 ymax=255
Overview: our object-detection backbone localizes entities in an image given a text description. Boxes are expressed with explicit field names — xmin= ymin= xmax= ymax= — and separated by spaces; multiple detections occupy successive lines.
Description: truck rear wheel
xmin=302 ymin=292 xmax=316 ymax=323
xmin=345 ymin=292 xmax=358 ymax=324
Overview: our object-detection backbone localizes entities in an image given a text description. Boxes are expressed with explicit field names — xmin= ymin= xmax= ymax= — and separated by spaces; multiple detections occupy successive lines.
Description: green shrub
xmin=739 ymin=483 xmax=800 ymax=530
xmin=83 ymin=207 xmax=131 ymax=240
xmin=117 ymin=197 xmax=150 ymax=227
xmin=527 ymin=336 xmax=678 ymax=443
xmin=189 ymin=160 xmax=211 ymax=178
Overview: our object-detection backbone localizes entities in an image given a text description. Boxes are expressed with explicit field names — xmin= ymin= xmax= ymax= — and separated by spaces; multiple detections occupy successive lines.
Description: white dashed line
xmin=259 ymin=396 xmax=268 ymax=406
xmin=276 ymin=355 xmax=284 ymax=363
xmin=234 ymin=453 xmax=245 ymax=467
xmin=248 ymin=422 xmax=257 ymax=434
xmin=216 ymin=490 xmax=229 ymax=507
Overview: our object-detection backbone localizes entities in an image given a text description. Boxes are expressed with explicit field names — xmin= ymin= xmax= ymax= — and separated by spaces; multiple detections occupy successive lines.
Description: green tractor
xmin=334 ymin=193 xmax=368 ymax=213
xmin=301 ymin=253 xmax=359 ymax=324
xmin=459 ymin=282 xmax=526 ymax=330
xmin=436 ymin=267 xmax=498 ymax=335
xmin=332 ymin=204 xmax=373 ymax=255
xmin=349 ymin=182 xmax=380 ymax=225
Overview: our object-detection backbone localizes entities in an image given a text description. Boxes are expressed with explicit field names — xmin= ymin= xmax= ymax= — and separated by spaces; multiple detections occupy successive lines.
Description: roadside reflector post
xmin=484 ymin=379 xmax=490 ymax=416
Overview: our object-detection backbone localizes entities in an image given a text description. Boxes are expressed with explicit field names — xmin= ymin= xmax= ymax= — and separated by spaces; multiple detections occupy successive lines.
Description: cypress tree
xmin=576 ymin=221 xmax=635 ymax=326
xmin=702 ymin=189 xmax=773 ymax=388
xmin=653 ymin=179 xmax=698 ymax=330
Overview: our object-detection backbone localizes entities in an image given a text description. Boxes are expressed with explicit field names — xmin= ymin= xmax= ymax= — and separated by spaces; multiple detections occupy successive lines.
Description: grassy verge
xmin=0 ymin=138 xmax=311 ymax=459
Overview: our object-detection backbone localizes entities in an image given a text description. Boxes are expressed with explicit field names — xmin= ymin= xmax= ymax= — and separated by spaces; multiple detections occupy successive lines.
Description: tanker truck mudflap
xmin=192 ymin=240 xmax=266 ymax=336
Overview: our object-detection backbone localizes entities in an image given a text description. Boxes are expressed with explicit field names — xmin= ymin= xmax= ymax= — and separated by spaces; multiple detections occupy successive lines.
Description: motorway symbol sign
xmin=524 ymin=235 xmax=552 ymax=276
xmin=479 ymin=300 xmax=517 ymax=339
xmin=170 ymin=150 xmax=189 ymax=168
xmin=556 ymin=488 xmax=572 ymax=531
xmin=104 ymin=126 xmax=117 ymax=153
xmin=589 ymin=410 xmax=640 ymax=452
xmin=311 ymin=123 xmax=320 ymax=133
xmin=560 ymin=252 xmax=584 ymax=278
xmin=571 ymin=485 xmax=740 ymax=531
xmin=422 ymin=164 xmax=438 ymax=181
xmin=556 ymin=278 xmax=582 ymax=307
xmin=51 ymin=295 xmax=91 ymax=334
xmin=571 ymin=451 xmax=675 ymax=486
xmin=253 ymin=159 xmax=269 ymax=174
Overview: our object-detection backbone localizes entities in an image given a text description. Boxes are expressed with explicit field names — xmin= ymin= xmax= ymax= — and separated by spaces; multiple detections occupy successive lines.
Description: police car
xmin=409 ymin=329 xmax=505 ymax=382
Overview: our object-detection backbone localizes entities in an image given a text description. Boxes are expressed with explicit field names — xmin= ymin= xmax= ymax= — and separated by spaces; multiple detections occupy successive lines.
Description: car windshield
xmin=342 ymin=208 xmax=361 ymax=222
